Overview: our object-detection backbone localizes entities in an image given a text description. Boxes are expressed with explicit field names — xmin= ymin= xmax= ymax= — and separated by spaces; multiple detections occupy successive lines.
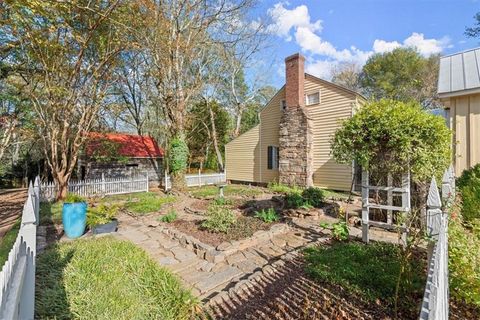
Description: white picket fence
xmin=164 ymin=172 xmax=226 ymax=191
xmin=419 ymin=166 xmax=453 ymax=320
xmin=40 ymin=173 xmax=149 ymax=201
xmin=0 ymin=177 xmax=40 ymax=320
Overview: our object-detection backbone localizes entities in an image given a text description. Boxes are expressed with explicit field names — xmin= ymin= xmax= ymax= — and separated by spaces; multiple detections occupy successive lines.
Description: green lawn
xmin=0 ymin=218 xmax=21 ymax=268
xmin=191 ymin=185 xmax=263 ymax=198
xmin=303 ymin=242 xmax=425 ymax=318
xmin=123 ymin=192 xmax=176 ymax=215
xmin=35 ymin=237 xmax=197 ymax=320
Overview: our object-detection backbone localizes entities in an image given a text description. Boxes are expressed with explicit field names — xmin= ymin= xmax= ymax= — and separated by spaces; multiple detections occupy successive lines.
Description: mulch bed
xmin=170 ymin=216 xmax=276 ymax=247
xmin=207 ymin=256 xmax=480 ymax=320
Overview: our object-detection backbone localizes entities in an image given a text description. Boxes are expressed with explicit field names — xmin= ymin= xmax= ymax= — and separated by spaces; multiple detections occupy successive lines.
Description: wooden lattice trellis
xmin=361 ymin=170 xmax=411 ymax=244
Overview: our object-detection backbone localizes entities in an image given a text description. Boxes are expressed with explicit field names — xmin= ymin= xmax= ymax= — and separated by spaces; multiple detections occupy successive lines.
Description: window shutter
xmin=267 ymin=146 xmax=273 ymax=169
xmin=276 ymin=147 xmax=280 ymax=169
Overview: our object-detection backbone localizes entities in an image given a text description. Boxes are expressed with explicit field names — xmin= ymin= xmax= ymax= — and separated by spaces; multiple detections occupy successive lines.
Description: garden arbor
xmin=331 ymin=99 xmax=451 ymax=244
xmin=361 ymin=171 xmax=411 ymax=245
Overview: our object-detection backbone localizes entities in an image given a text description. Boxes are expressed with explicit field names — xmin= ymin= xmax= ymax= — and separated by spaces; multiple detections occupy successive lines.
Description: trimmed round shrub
xmin=302 ymin=187 xmax=325 ymax=208
xmin=331 ymin=99 xmax=451 ymax=182
xmin=457 ymin=164 xmax=480 ymax=223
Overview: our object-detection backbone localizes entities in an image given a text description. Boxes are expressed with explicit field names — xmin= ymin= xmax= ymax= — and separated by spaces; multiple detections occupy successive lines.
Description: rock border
xmin=160 ymin=223 xmax=290 ymax=263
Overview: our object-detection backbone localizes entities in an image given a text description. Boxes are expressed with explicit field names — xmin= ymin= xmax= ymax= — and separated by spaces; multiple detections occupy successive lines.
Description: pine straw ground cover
xmin=35 ymin=237 xmax=197 ymax=320
xmin=211 ymin=241 xmax=478 ymax=320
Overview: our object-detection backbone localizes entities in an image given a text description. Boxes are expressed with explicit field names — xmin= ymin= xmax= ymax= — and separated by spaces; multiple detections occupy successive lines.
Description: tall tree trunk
xmin=208 ymin=105 xmax=224 ymax=171
xmin=233 ymin=108 xmax=243 ymax=138
xmin=57 ymin=177 xmax=69 ymax=201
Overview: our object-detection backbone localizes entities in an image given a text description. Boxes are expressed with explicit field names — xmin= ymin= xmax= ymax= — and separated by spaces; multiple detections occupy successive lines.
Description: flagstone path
xmin=114 ymin=213 xmax=327 ymax=302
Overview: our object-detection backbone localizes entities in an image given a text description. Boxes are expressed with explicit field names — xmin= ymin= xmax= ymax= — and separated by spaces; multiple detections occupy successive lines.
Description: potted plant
xmin=62 ymin=193 xmax=87 ymax=239
xmin=87 ymin=204 xmax=119 ymax=234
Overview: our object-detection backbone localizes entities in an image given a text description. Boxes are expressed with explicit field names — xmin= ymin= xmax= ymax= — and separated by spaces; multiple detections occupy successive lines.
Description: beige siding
xmin=258 ymin=88 xmax=285 ymax=183
xmin=225 ymin=76 xmax=359 ymax=190
xmin=446 ymin=93 xmax=480 ymax=174
xmin=225 ymin=125 xmax=260 ymax=182
xmin=306 ymin=75 xmax=355 ymax=191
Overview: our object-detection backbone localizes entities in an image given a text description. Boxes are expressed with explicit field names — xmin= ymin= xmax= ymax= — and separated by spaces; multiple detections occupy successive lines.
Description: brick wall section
xmin=285 ymin=53 xmax=305 ymax=108
xmin=279 ymin=53 xmax=313 ymax=187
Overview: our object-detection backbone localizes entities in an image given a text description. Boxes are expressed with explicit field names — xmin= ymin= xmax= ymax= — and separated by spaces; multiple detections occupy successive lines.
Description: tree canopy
xmin=359 ymin=48 xmax=440 ymax=108
xmin=465 ymin=12 xmax=480 ymax=39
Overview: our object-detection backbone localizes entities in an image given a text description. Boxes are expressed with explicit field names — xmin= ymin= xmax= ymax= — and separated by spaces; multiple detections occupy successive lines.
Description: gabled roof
xmin=86 ymin=132 xmax=164 ymax=158
xmin=305 ymin=73 xmax=367 ymax=100
xmin=438 ymin=47 xmax=480 ymax=97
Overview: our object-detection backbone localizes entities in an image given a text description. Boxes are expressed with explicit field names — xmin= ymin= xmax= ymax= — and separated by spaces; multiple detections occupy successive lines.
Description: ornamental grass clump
xmin=201 ymin=204 xmax=236 ymax=233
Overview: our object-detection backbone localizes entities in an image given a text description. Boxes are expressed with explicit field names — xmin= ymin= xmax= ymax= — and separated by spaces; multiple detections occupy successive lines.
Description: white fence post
xmin=146 ymin=172 xmax=149 ymax=192
xmin=401 ymin=172 xmax=411 ymax=246
xmin=361 ymin=170 xmax=369 ymax=243
xmin=0 ymin=177 xmax=39 ymax=320
xmin=420 ymin=170 xmax=450 ymax=320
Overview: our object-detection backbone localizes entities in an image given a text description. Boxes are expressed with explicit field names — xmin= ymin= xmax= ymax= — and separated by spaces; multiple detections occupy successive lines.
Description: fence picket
xmin=0 ymin=176 xmax=40 ymax=319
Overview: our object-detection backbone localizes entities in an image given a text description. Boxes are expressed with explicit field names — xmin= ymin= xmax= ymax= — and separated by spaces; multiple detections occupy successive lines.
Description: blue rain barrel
xmin=62 ymin=202 xmax=87 ymax=239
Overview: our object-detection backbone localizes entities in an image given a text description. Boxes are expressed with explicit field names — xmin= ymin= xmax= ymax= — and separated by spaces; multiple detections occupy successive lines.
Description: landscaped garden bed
xmin=35 ymin=236 xmax=198 ymax=320
xmin=170 ymin=215 xmax=278 ymax=247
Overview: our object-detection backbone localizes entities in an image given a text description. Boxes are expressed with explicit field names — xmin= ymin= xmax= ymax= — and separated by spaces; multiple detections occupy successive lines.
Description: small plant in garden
xmin=285 ymin=192 xmax=306 ymax=208
xmin=64 ymin=193 xmax=85 ymax=203
xmin=159 ymin=210 xmax=178 ymax=223
xmin=213 ymin=197 xmax=232 ymax=206
xmin=201 ymin=205 xmax=236 ymax=233
xmin=457 ymin=163 xmax=480 ymax=223
xmin=320 ymin=222 xmax=349 ymax=241
xmin=254 ymin=208 xmax=279 ymax=223
xmin=301 ymin=187 xmax=325 ymax=208
xmin=87 ymin=204 xmax=118 ymax=227
xmin=448 ymin=199 xmax=480 ymax=307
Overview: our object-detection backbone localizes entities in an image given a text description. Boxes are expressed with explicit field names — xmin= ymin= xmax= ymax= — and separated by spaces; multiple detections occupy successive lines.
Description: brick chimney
xmin=278 ymin=53 xmax=313 ymax=187
xmin=285 ymin=53 xmax=305 ymax=108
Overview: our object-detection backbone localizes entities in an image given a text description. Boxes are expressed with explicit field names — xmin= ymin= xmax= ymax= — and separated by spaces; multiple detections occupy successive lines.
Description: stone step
xmin=195 ymin=265 xmax=242 ymax=295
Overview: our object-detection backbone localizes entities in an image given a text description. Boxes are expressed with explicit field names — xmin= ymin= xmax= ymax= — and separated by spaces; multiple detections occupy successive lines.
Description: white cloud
xmin=267 ymin=3 xmax=452 ymax=79
xmin=403 ymin=33 xmax=450 ymax=56
xmin=373 ymin=39 xmax=401 ymax=54
xmin=267 ymin=3 xmax=322 ymax=41
xmin=374 ymin=33 xmax=450 ymax=56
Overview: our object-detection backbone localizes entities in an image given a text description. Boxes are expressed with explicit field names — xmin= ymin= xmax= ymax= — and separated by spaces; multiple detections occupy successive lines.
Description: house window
xmin=280 ymin=99 xmax=287 ymax=111
xmin=306 ymin=91 xmax=320 ymax=105
xmin=267 ymin=146 xmax=279 ymax=170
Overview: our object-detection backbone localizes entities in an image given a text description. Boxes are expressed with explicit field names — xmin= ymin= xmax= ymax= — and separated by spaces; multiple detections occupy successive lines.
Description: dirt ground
xmin=0 ymin=189 xmax=27 ymax=239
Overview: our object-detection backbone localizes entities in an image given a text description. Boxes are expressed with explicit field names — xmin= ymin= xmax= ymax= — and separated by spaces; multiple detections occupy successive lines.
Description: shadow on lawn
xmin=35 ymin=245 xmax=74 ymax=319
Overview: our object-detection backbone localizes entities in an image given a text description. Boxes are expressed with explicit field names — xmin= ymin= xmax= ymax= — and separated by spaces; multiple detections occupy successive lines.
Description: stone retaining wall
xmin=160 ymin=223 xmax=290 ymax=263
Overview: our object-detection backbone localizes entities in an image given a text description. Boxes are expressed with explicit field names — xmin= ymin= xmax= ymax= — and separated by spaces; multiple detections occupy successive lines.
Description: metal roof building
xmin=438 ymin=48 xmax=480 ymax=97
xmin=438 ymin=48 xmax=480 ymax=175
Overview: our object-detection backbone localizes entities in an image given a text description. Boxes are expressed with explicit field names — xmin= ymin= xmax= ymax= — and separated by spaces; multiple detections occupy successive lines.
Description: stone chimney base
xmin=278 ymin=106 xmax=313 ymax=187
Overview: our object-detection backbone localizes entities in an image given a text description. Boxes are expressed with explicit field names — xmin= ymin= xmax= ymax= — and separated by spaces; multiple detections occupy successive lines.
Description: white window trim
xmin=280 ymin=99 xmax=287 ymax=111
xmin=305 ymin=90 xmax=321 ymax=106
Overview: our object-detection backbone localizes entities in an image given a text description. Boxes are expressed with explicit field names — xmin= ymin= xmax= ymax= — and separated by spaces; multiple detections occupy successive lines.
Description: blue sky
xmin=254 ymin=0 xmax=480 ymax=87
